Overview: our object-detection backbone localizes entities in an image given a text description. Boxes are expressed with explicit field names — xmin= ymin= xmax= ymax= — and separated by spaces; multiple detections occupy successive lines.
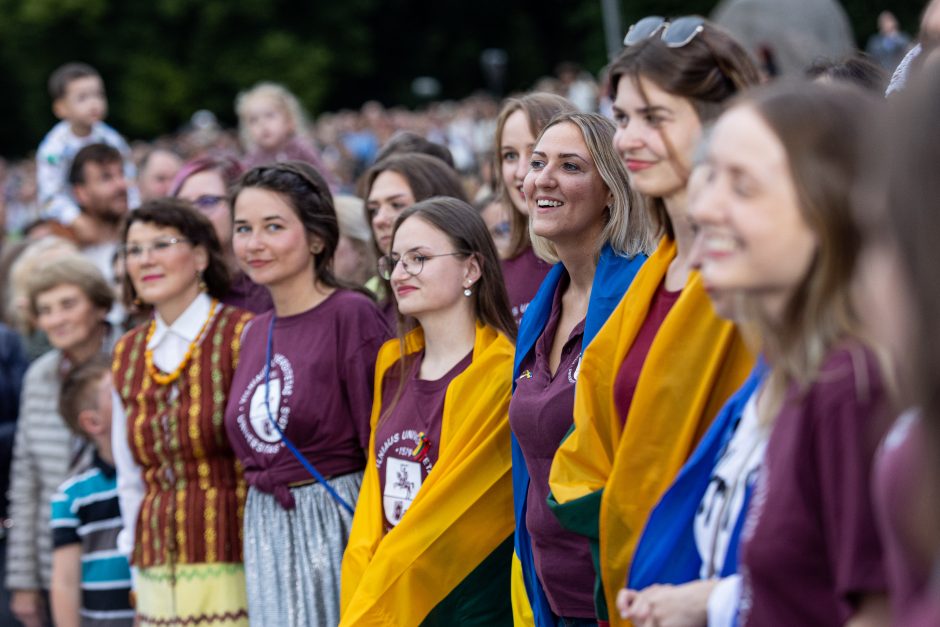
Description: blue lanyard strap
xmin=263 ymin=316 xmax=355 ymax=514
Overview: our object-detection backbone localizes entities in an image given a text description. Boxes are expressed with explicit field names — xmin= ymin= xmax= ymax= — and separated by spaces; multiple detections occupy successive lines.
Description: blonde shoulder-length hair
xmin=529 ymin=111 xmax=655 ymax=264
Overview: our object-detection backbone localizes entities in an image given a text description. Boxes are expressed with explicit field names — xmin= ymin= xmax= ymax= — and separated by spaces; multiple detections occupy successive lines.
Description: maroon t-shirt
xmin=509 ymin=275 xmax=595 ymax=618
xmin=612 ymin=281 xmax=681 ymax=422
xmin=908 ymin=594 xmax=940 ymax=627
xmin=225 ymin=289 xmax=390 ymax=509
xmin=873 ymin=412 xmax=932 ymax=622
xmin=375 ymin=350 xmax=472 ymax=530
xmin=739 ymin=345 xmax=889 ymax=626
xmin=222 ymin=271 xmax=274 ymax=314
xmin=501 ymin=247 xmax=552 ymax=325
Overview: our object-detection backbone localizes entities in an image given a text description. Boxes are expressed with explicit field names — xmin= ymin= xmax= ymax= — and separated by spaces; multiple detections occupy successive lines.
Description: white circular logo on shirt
xmin=235 ymin=354 xmax=294 ymax=455
xmin=248 ymin=378 xmax=283 ymax=443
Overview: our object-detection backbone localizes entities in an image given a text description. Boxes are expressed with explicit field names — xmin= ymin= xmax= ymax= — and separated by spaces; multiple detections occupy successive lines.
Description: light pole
xmin=600 ymin=0 xmax=624 ymax=60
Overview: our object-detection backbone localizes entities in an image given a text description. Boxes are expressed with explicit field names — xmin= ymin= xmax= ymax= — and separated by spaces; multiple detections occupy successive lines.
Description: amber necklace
xmin=144 ymin=298 xmax=219 ymax=386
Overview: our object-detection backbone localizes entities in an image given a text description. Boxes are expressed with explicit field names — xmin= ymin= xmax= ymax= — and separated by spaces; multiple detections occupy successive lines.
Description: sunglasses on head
xmin=623 ymin=15 xmax=706 ymax=48
xmin=623 ymin=15 xmax=748 ymax=91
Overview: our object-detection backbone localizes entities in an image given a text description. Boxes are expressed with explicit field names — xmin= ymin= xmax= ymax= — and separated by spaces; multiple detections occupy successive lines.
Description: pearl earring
xmin=463 ymin=284 xmax=472 ymax=297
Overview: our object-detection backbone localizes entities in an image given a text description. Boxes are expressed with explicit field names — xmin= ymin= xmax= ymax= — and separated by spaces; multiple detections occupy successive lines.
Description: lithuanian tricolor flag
xmin=548 ymin=237 xmax=754 ymax=624
xmin=340 ymin=323 xmax=515 ymax=626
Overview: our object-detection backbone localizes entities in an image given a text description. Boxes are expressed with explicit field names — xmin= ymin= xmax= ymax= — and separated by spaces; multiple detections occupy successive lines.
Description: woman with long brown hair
xmin=341 ymin=197 xmax=516 ymax=625
xmin=493 ymin=93 xmax=576 ymax=323
xmin=677 ymin=82 xmax=891 ymax=627
xmin=361 ymin=153 xmax=467 ymax=326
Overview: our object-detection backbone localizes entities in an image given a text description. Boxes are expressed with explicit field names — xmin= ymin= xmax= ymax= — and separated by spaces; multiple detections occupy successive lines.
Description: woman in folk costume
xmin=111 ymin=199 xmax=253 ymax=626
xmin=508 ymin=111 xmax=654 ymax=627
xmin=546 ymin=17 xmax=759 ymax=624
xmin=225 ymin=162 xmax=389 ymax=626
xmin=340 ymin=196 xmax=517 ymax=625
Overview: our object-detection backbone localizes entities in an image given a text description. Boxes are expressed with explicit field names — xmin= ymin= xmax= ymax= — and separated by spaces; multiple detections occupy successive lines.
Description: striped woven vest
xmin=112 ymin=304 xmax=252 ymax=569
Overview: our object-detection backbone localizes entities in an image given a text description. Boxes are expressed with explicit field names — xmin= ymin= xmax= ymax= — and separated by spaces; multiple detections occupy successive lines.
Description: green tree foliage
xmin=0 ymin=0 xmax=929 ymax=157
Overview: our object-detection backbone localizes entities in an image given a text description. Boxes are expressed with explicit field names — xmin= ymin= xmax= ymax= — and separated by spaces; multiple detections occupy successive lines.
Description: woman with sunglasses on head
xmin=171 ymin=156 xmax=272 ymax=313
xmin=547 ymin=18 xmax=759 ymax=625
xmin=111 ymin=198 xmax=254 ymax=626
xmin=361 ymin=153 xmax=468 ymax=328
xmin=494 ymin=93 xmax=576 ymax=325
xmin=226 ymin=162 xmax=389 ymax=627
xmin=508 ymin=111 xmax=654 ymax=627
xmin=341 ymin=197 xmax=516 ymax=626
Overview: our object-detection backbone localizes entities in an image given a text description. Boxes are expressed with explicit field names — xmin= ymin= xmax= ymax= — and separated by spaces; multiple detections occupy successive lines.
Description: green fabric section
xmin=138 ymin=562 xmax=244 ymax=583
xmin=546 ymin=488 xmax=602 ymax=540
xmin=588 ymin=536 xmax=608 ymax=621
xmin=421 ymin=535 xmax=514 ymax=626
xmin=547 ymin=489 xmax=606 ymax=620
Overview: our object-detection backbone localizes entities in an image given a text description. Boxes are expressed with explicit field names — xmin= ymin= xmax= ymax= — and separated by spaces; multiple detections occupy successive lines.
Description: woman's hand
xmin=617 ymin=580 xmax=718 ymax=627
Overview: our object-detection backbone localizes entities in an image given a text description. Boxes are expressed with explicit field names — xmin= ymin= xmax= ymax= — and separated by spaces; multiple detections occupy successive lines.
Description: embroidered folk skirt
xmin=136 ymin=562 xmax=249 ymax=626
xmin=243 ymin=473 xmax=363 ymax=627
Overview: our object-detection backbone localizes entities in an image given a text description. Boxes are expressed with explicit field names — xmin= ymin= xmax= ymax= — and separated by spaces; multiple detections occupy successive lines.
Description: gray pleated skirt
xmin=243 ymin=472 xmax=363 ymax=627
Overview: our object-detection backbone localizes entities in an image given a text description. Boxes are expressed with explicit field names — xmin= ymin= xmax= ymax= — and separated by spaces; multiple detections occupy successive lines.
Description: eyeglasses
xmin=122 ymin=237 xmax=190 ymax=260
xmin=377 ymin=250 xmax=466 ymax=281
xmin=623 ymin=15 xmax=705 ymax=48
xmin=190 ymin=194 xmax=226 ymax=212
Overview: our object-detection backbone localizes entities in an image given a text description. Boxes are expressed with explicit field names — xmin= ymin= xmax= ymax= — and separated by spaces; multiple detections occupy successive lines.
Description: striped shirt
xmin=6 ymin=349 xmax=81 ymax=590
xmin=51 ymin=452 xmax=134 ymax=627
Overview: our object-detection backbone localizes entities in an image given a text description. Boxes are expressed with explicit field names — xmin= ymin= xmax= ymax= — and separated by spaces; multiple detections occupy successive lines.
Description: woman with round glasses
xmin=547 ymin=18 xmax=759 ymax=624
xmin=171 ymin=156 xmax=272 ymax=313
xmin=111 ymin=198 xmax=254 ymax=626
xmin=508 ymin=111 xmax=653 ymax=627
xmin=226 ymin=162 xmax=389 ymax=626
xmin=493 ymin=93 xmax=576 ymax=324
xmin=341 ymin=197 xmax=516 ymax=626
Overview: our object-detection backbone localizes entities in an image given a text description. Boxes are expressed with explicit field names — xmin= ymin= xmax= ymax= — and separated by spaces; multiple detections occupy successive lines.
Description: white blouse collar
xmin=147 ymin=293 xmax=212 ymax=349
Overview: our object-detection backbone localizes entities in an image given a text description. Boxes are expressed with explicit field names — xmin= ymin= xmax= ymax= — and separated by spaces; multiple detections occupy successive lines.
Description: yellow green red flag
xmin=341 ymin=323 xmax=515 ymax=626
xmin=548 ymin=237 xmax=754 ymax=624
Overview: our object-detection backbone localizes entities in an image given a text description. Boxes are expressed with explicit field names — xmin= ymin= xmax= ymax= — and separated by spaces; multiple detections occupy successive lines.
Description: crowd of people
xmin=0 ymin=3 xmax=938 ymax=627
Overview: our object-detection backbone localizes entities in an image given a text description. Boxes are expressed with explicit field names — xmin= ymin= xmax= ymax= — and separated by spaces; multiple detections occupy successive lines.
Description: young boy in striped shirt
xmin=50 ymin=356 xmax=133 ymax=627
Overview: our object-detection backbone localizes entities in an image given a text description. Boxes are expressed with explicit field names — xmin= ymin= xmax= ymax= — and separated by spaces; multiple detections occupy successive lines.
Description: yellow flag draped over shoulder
xmin=340 ymin=323 xmax=515 ymax=626
xmin=549 ymin=237 xmax=754 ymax=625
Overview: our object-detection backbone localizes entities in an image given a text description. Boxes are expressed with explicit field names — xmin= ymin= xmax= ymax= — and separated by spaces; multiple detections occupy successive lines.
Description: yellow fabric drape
xmin=340 ymin=323 xmax=515 ymax=626
xmin=511 ymin=553 xmax=536 ymax=626
xmin=549 ymin=237 xmax=754 ymax=625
